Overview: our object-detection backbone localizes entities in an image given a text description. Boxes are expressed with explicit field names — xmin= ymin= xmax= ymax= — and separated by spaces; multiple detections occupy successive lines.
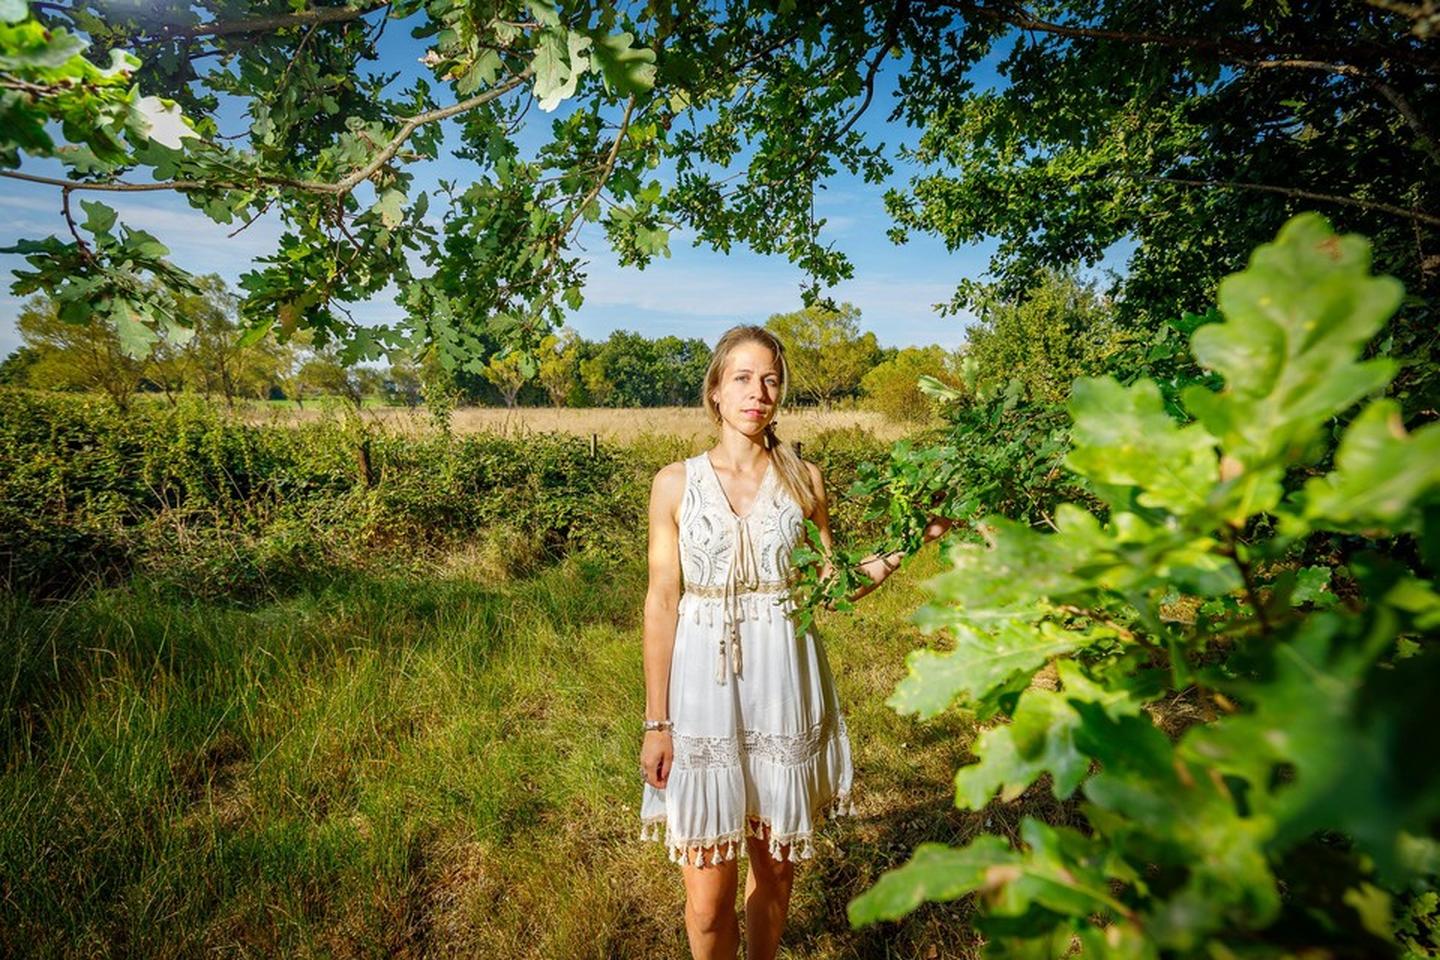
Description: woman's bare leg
xmin=680 ymin=844 xmax=741 ymax=960
xmin=743 ymin=818 xmax=796 ymax=960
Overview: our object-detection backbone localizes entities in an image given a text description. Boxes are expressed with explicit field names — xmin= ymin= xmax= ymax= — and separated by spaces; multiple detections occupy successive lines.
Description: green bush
xmin=848 ymin=214 xmax=1440 ymax=954
xmin=0 ymin=392 xmax=653 ymax=600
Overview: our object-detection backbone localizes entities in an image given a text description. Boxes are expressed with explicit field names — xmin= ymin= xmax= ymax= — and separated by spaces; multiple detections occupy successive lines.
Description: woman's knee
xmin=682 ymin=850 xmax=738 ymax=927
xmin=745 ymin=828 xmax=796 ymax=878
xmin=684 ymin=889 xmax=737 ymax=932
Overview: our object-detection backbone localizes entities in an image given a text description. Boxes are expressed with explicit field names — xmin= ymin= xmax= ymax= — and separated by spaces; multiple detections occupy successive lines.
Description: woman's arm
xmin=640 ymin=462 xmax=684 ymax=789
xmin=803 ymin=460 xmax=953 ymax=606
xmin=643 ymin=462 xmax=685 ymax=724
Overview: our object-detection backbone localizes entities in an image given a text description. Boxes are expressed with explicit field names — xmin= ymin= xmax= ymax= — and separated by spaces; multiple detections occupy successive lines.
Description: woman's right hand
xmin=641 ymin=730 xmax=672 ymax=789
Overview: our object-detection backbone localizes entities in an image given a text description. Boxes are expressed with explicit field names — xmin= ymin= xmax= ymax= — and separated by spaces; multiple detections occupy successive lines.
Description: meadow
xmin=0 ymin=389 xmax=1000 ymax=958
xmin=238 ymin=400 xmax=917 ymax=446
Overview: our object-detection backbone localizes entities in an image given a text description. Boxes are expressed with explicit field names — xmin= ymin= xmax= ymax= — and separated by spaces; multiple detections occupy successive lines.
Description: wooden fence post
xmin=590 ymin=433 xmax=598 ymax=459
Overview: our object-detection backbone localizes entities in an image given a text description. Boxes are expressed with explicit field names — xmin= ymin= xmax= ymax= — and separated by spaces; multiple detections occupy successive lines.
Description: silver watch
xmin=643 ymin=718 xmax=673 ymax=733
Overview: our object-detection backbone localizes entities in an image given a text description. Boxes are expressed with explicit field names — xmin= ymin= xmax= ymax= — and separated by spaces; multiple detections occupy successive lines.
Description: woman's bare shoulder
xmin=649 ymin=460 xmax=688 ymax=503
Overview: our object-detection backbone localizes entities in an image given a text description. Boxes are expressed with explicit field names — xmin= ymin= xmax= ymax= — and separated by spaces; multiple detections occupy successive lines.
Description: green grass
xmin=0 ymin=543 xmax=1024 ymax=958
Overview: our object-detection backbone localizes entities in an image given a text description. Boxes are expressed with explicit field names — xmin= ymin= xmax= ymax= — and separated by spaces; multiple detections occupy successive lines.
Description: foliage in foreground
xmin=846 ymin=214 xmax=1440 ymax=955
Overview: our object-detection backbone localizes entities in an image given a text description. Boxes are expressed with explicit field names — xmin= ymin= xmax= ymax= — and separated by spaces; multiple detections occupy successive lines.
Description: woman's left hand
xmin=923 ymin=515 xmax=954 ymax=542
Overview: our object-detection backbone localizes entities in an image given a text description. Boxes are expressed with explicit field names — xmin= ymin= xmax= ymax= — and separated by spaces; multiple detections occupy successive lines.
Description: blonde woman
xmin=638 ymin=324 xmax=952 ymax=958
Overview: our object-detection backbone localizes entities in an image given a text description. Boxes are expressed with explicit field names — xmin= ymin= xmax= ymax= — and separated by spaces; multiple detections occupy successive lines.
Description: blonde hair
xmin=701 ymin=324 xmax=818 ymax=517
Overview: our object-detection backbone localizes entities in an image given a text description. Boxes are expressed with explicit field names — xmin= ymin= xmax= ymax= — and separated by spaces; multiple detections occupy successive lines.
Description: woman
xmin=637 ymin=324 xmax=952 ymax=959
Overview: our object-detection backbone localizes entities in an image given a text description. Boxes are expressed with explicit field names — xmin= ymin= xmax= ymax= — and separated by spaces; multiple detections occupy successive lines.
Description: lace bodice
xmin=678 ymin=451 xmax=809 ymax=684
xmin=679 ymin=452 xmax=806 ymax=591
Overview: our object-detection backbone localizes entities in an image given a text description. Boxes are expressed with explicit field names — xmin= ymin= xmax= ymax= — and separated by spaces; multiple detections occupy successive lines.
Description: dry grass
xmin=238 ymin=403 xmax=918 ymax=445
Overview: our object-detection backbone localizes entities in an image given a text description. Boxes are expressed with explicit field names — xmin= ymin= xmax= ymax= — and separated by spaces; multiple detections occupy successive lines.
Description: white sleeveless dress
xmin=638 ymin=451 xmax=856 ymax=867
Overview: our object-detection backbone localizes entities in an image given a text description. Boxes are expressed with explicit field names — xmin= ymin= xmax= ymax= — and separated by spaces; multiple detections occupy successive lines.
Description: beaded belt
xmin=682 ymin=579 xmax=795 ymax=598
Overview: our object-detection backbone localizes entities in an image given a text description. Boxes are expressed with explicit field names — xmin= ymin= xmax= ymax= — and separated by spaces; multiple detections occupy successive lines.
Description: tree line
xmin=1 ymin=268 xmax=1134 ymax=420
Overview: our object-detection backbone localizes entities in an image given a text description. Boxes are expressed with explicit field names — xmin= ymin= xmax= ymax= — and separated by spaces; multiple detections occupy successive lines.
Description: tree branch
xmin=60 ymin=187 xmax=94 ymax=264
xmin=789 ymin=2 xmax=898 ymax=172
xmin=552 ymin=94 xmax=636 ymax=248
xmin=947 ymin=0 xmax=1438 ymax=72
xmin=1240 ymin=58 xmax=1440 ymax=166
xmin=1220 ymin=527 xmax=1273 ymax=637
xmin=0 ymin=70 xmax=530 ymax=198
xmin=0 ymin=77 xmax=71 ymax=97
xmin=1146 ymin=175 xmax=1440 ymax=226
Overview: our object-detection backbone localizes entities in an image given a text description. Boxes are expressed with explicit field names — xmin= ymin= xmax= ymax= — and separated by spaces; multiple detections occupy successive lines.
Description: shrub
xmin=848 ymin=214 xmax=1440 ymax=954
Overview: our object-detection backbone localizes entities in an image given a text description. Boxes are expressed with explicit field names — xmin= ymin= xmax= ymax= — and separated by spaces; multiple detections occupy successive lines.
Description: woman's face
xmin=712 ymin=341 xmax=781 ymax=437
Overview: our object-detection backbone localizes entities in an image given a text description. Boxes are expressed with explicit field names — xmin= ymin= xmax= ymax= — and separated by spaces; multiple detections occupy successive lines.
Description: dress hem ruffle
xmin=638 ymin=787 xmax=856 ymax=867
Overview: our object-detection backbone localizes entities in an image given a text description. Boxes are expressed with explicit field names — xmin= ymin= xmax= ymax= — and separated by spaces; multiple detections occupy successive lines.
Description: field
xmin=0 ymin=542 xmax=1005 ymax=959
xmin=238 ymin=402 xmax=918 ymax=446
xmin=0 ymin=390 xmax=1003 ymax=958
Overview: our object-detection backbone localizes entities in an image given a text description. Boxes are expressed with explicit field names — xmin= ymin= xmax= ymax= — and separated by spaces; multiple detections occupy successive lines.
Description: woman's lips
xmin=744 ymin=410 xmax=765 ymax=419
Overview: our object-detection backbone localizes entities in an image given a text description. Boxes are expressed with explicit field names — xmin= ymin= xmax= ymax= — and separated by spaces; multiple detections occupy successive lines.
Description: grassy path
xmin=2 ymin=545 xmax=996 ymax=958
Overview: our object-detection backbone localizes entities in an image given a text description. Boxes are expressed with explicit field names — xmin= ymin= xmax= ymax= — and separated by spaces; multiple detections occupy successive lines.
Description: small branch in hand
xmin=1219 ymin=527 xmax=1272 ymax=636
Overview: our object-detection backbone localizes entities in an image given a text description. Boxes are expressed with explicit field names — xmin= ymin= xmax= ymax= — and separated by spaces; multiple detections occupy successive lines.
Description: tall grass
xmin=0 ymin=539 xmax=1020 ymax=958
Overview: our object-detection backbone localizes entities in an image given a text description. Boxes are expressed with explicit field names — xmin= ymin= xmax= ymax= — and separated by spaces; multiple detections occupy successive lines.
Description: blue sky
xmin=0 ymin=14 xmax=1114 ymax=359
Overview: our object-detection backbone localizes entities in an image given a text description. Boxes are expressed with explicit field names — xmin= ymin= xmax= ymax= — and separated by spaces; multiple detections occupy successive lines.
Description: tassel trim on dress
xmin=637 ymin=789 xmax=856 ymax=866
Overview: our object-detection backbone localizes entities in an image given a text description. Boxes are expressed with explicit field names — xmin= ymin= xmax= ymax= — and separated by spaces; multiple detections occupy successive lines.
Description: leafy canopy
xmin=10 ymin=0 xmax=1429 ymax=399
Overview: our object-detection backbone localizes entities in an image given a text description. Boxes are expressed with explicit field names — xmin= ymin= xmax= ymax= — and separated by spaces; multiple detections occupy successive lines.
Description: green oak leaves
xmin=851 ymin=214 xmax=1440 ymax=955
xmin=2 ymin=0 xmax=668 ymax=368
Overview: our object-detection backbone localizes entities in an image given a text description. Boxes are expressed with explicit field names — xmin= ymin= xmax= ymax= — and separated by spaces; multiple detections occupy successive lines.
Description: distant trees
xmin=576 ymin=329 xmax=712 ymax=407
xmin=10 ymin=275 xmax=303 ymax=411
xmin=0 ymin=346 xmax=38 ymax=386
xmin=654 ymin=335 xmax=713 ymax=406
xmin=150 ymin=274 xmax=288 ymax=407
xmin=963 ymin=271 xmax=1129 ymax=404
xmin=5 ymin=282 xmax=1007 ymax=420
xmin=15 ymin=296 xmax=150 ymax=412
xmin=6 ymin=277 xmax=371 ymax=410
xmin=861 ymin=345 xmax=964 ymax=422
xmin=765 ymin=303 xmax=881 ymax=407
xmin=295 ymin=340 xmax=368 ymax=409
xmin=537 ymin=327 xmax=583 ymax=407
xmin=382 ymin=356 xmax=424 ymax=408
xmin=481 ymin=350 xmax=529 ymax=408
xmin=578 ymin=350 xmax=615 ymax=407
